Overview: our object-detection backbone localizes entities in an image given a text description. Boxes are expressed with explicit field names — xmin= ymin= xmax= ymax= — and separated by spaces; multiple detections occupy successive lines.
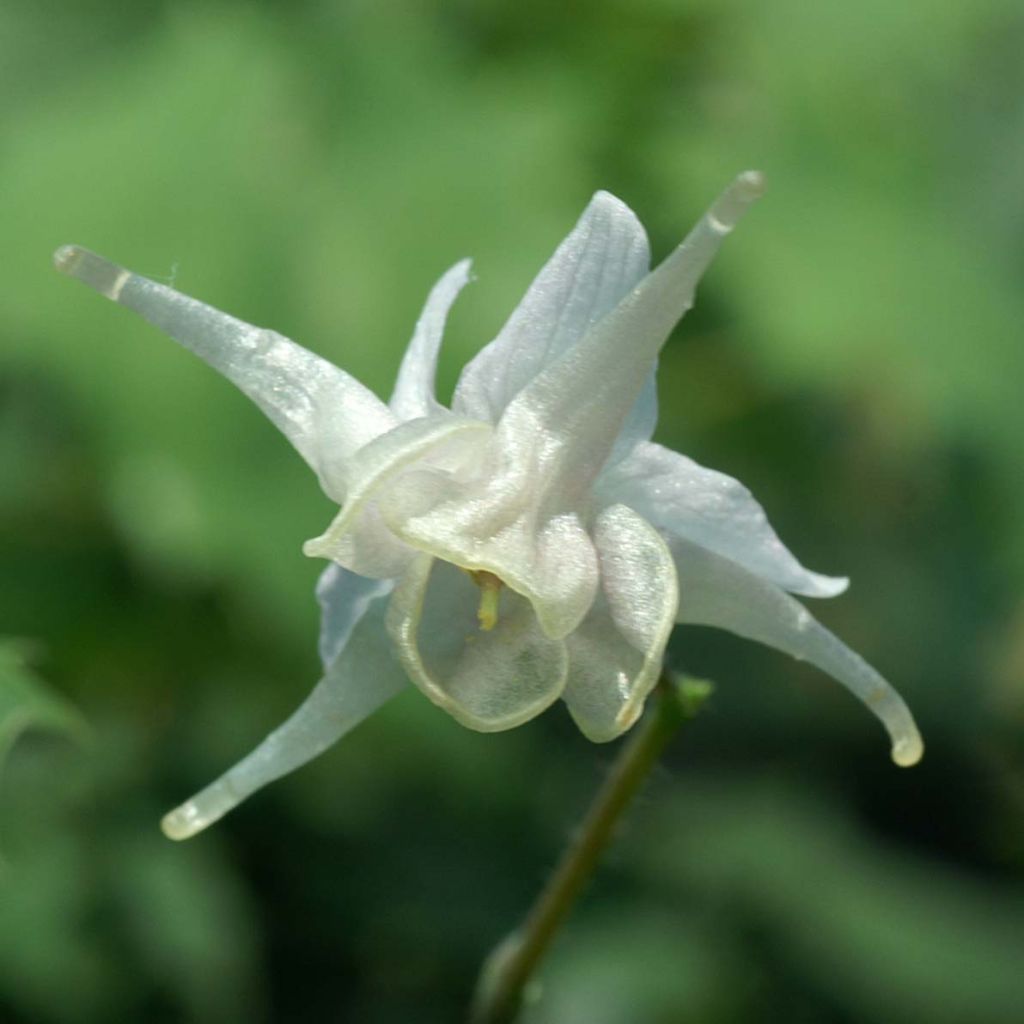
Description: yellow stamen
xmin=469 ymin=570 xmax=503 ymax=631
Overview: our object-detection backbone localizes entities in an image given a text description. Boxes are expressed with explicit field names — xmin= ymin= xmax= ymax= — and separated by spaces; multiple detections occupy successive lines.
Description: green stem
xmin=469 ymin=675 xmax=712 ymax=1024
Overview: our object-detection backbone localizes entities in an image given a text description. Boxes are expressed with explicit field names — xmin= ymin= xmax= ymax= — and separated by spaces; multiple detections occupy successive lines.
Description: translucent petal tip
xmin=867 ymin=679 xmax=924 ymax=768
xmin=160 ymin=800 xmax=220 ymax=841
xmin=891 ymin=732 xmax=924 ymax=768
xmin=53 ymin=244 xmax=130 ymax=301
xmin=53 ymin=244 xmax=83 ymax=273
xmin=734 ymin=169 xmax=766 ymax=200
xmin=708 ymin=171 xmax=766 ymax=233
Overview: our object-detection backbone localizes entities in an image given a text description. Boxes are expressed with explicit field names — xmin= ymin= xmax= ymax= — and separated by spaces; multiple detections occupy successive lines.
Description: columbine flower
xmin=55 ymin=171 xmax=922 ymax=839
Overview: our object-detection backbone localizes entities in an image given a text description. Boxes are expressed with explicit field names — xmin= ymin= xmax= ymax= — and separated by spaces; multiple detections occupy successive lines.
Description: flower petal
xmin=669 ymin=536 xmax=923 ymax=767
xmin=562 ymin=505 xmax=678 ymax=741
xmin=607 ymin=368 xmax=658 ymax=466
xmin=304 ymin=415 xmax=492 ymax=578
xmin=494 ymin=173 xmax=765 ymax=511
xmin=315 ymin=562 xmax=393 ymax=667
xmin=381 ymin=460 xmax=601 ymax=640
xmin=53 ymin=245 xmax=395 ymax=501
xmin=386 ymin=556 xmax=568 ymax=730
xmin=389 ymin=260 xmax=473 ymax=421
xmin=452 ymin=191 xmax=650 ymax=424
xmin=600 ymin=440 xmax=848 ymax=598
xmin=160 ymin=595 xmax=406 ymax=840
xmin=380 ymin=177 xmax=761 ymax=632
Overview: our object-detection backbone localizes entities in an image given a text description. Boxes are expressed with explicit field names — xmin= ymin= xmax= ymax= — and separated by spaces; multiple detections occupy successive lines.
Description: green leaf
xmin=0 ymin=640 xmax=87 ymax=774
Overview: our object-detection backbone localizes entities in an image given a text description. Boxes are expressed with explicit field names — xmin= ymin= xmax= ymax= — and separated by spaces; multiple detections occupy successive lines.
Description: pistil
xmin=469 ymin=570 xmax=504 ymax=631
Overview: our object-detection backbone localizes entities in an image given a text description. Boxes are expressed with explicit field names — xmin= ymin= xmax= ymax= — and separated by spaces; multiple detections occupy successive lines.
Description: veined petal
xmin=495 ymin=172 xmax=765 ymax=511
xmin=600 ymin=440 xmax=848 ymax=598
xmin=316 ymin=562 xmax=393 ymax=668
xmin=453 ymin=191 xmax=650 ymax=424
xmin=563 ymin=505 xmax=678 ymax=741
xmin=160 ymin=595 xmax=406 ymax=840
xmin=669 ymin=536 xmax=923 ymax=767
xmin=304 ymin=415 xmax=492 ymax=578
xmin=53 ymin=246 xmax=395 ymax=501
xmin=386 ymin=556 xmax=568 ymax=730
xmin=389 ymin=260 xmax=473 ymax=420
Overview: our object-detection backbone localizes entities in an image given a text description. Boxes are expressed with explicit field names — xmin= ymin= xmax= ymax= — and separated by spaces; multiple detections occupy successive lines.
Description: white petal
xmin=495 ymin=172 xmax=765 ymax=510
xmin=386 ymin=556 xmax=568 ymax=730
xmin=381 ymin=457 xmax=601 ymax=640
xmin=670 ymin=536 xmax=923 ymax=767
xmin=600 ymin=441 xmax=848 ymax=598
xmin=389 ymin=260 xmax=473 ymax=420
xmin=563 ymin=506 xmax=678 ymax=741
xmin=315 ymin=563 xmax=393 ymax=667
xmin=452 ymin=191 xmax=650 ymax=424
xmin=304 ymin=415 xmax=492 ymax=578
xmin=160 ymin=595 xmax=405 ymax=840
xmin=53 ymin=245 xmax=395 ymax=501
xmin=608 ymin=367 xmax=658 ymax=466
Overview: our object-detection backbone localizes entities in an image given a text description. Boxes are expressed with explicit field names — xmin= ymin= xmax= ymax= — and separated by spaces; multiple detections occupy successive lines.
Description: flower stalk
xmin=469 ymin=674 xmax=713 ymax=1024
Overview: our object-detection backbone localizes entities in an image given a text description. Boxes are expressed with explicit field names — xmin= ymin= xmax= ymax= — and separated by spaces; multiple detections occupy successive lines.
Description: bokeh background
xmin=2 ymin=2 xmax=1023 ymax=1021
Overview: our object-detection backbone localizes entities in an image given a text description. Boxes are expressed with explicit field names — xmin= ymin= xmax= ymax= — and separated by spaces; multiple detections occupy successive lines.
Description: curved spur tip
xmin=53 ymin=244 xmax=84 ymax=274
xmin=709 ymin=170 xmax=766 ymax=233
xmin=734 ymin=169 xmax=766 ymax=200
xmin=160 ymin=801 xmax=209 ymax=842
xmin=892 ymin=733 xmax=924 ymax=768
xmin=52 ymin=244 xmax=130 ymax=301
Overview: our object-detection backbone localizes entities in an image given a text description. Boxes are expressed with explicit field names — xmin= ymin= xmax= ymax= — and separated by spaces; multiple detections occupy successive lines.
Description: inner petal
xmin=379 ymin=449 xmax=600 ymax=640
xmin=386 ymin=556 xmax=569 ymax=731
xmin=304 ymin=415 xmax=492 ymax=578
xmin=562 ymin=505 xmax=679 ymax=741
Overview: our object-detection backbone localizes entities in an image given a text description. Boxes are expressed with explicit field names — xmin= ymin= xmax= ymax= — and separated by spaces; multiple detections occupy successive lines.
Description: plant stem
xmin=469 ymin=675 xmax=712 ymax=1024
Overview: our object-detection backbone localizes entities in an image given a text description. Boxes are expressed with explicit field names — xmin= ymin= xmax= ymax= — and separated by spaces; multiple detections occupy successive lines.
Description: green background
xmin=2 ymin=2 xmax=1023 ymax=1021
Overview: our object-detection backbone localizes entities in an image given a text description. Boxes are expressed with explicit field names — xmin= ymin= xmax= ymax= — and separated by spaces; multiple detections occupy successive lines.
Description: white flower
xmin=55 ymin=171 xmax=922 ymax=840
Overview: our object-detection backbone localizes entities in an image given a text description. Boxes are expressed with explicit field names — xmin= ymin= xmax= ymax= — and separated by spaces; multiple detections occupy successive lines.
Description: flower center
xmin=468 ymin=569 xmax=504 ymax=631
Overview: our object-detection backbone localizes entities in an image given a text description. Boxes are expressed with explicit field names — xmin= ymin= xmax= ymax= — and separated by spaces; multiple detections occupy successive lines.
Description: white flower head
xmin=55 ymin=172 xmax=923 ymax=840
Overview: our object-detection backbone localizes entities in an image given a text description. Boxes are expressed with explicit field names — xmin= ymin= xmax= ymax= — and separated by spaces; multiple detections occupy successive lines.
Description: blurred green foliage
xmin=0 ymin=640 xmax=86 ymax=789
xmin=2 ymin=1 xmax=1023 ymax=1021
